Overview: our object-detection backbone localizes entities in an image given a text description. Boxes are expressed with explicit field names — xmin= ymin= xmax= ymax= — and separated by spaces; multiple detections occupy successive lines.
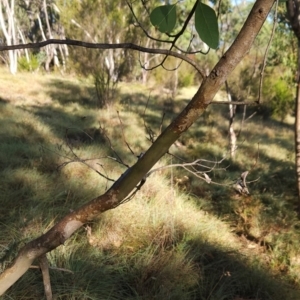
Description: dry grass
xmin=0 ymin=67 xmax=299 ymax=299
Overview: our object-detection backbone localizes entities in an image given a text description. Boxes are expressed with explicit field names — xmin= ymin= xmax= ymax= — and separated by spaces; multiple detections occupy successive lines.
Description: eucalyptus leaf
xmin=195 ymin=2 xmax=219 ymax=49
xmin=150 ymin=4 xmax=176 ymax=33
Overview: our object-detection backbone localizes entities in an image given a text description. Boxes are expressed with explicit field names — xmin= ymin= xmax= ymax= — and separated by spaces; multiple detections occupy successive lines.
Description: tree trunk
xmin=17 ymin=27 xmax=30 ymax=64
xmin=42 ymin=0 xmax=60 ymax=70
xmin=0 ymin=0 xmax=275 ymax=295
xmin=225 ymin=81 xmax=237 ymax=158
xmin=286 ymin=0 xmax=300 ymax=208
xmin=295 ymin=39 xmax=300 ymax=208
xmin=0 ymin=0 xmax=18 ymax=74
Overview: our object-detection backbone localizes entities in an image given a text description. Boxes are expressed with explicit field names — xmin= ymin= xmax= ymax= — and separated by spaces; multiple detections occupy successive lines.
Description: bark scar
xmin=210 ymin=68 xmax=221 ymax=80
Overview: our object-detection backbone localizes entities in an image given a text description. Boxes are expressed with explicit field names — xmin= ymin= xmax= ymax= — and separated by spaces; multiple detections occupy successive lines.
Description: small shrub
xmin=18 ymin=54 xmax=40 ymax=72
xmin=263 ymin=76 xmax=295 ymax=120
xmin=94 ymin=68 xmax=118 ymax=108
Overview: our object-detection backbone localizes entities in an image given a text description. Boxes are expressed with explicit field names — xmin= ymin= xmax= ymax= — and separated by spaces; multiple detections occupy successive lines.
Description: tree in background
xmin=58 ymin=0 xmax=137 ymax=107
xmin=0 ymin=0 xmax=18 ymax=74
xmin=0 ymin=0 xmax=68 ymax=73
xmin=285 ymin=0 xmax=300 ymax=208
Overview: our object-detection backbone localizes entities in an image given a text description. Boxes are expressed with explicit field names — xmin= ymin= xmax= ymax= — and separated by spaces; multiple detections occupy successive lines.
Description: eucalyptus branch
xmin=0 ymin=39 xmax=205 ymax=76
xmin=128 ymin=0 xmax=206 ymax=72
xmin=165 ymin=1 xmax=198 ymax=40
xmin=146 ymin=157 xmax=228 ymax=186
xmin=140 ymin=56 xmax=182 ymax=72
xmin=173 ymin=42 xmax=210 ymax=55
xmin=126 ymin=0 xmax=174 ymax=44
xmin=210 ymin=100 xmax=259 ymax=105
xmin=128 ymin=0 xmax=208 ymax=56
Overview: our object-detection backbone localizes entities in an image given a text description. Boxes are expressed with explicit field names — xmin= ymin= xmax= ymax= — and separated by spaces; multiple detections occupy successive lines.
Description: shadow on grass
xmin=1 ymin=82 xmax=300 ymax=299
xmin=0 ymin=97 xmax=8 ymax=104
xmin=4 ymin=226 xmax=299 ymax=300
xmin=46 ymin=78 xmax=97 ymax=108
xmin=166 ymin=103 xmax=299 ymax=283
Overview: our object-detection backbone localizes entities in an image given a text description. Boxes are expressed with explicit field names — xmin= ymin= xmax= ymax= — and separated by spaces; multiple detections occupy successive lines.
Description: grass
xmin=0 ymin=67 xmax=300 ymax=299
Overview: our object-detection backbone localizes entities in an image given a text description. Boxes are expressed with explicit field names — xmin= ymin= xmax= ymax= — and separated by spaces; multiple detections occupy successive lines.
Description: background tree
xmin=0 ymin=0 xmax=18 ymax=74
xmin=282 ymin=0 xmax=300 ymax=207
xmin=0 ymin=0 xmax=68 ymax=73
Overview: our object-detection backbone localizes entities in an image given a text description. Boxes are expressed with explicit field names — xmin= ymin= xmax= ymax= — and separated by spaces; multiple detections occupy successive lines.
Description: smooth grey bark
xmin=225 ymin=81 xmax=237 ymax=158
xmin=42 ymin=0 xmax=59 ymax=71
xmin=295 ymin=40 xmax=300 ymax=209
xmin=0 ymin=0 xmax=275 ymax=295
xmin=0 ymin=0 xmax=18 ymax=74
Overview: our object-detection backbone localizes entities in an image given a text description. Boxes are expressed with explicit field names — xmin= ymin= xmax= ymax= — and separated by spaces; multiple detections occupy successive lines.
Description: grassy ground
xmin=0 ymin=67 xmax=300 ymax=299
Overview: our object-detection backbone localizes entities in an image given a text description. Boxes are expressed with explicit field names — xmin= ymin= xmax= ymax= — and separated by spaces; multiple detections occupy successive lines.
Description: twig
xmin=210 ymin=100 xmax=258 ymax=106
xmin=126 ymin=0 xmax=206 ymax=56
xmin=38 ymin=254 xmax=52 ymax=300
xmin=146 ymin=157 xmax=229 ymax=186
xmin=245 ymin=111 xmax=257 ymax=121
xmin=257 ymin=0 xmax=279 ymax=104
xmin=99 ymin=124 xmax=129 ymax=168
xmin=142 ymin=92 xmax=156 ymax=143
xmin=63 ymin=128 xmax=116 ymax=182
xmin=117 ymin=111 xmax=135 ymax=156
xmin=233 ymin=171 xmax=250 ymax=194
xmin=30 ymin=265 xmax=74 ymax=274
xmin=159 ymin=111 xmax=166 ymax=135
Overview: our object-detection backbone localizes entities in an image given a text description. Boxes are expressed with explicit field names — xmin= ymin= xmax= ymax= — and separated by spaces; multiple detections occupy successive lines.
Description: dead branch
xmin=117 ymin=111 xmax=135 ymax=156
xmin=146 ymin=157 xmax=228 ymax=186
xmin=142 ymin=92 xmax=157 ymax=143
xmin=38 ymin=255 xmax=52 ymax=300
xmin=233 ymin=171 xmax=250 ymax=195
xmin=98 ymin=123 xmax=130 ymax=168
xmin=30 ymin=265 xmax=74 ymax=274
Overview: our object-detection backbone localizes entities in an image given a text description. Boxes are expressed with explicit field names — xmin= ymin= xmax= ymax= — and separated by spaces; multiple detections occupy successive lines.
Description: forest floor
xmin=0 ymin=68 xmax=300 ymax=299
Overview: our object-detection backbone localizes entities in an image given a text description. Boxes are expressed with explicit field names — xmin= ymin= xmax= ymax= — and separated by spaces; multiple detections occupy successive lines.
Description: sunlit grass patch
xmin=0 ymin=69 xmax=300 ymax=299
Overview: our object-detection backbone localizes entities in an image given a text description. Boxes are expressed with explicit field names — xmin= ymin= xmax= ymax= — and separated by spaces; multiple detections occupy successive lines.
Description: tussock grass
xmin=0 ymin=67 xmax=300 ymax=299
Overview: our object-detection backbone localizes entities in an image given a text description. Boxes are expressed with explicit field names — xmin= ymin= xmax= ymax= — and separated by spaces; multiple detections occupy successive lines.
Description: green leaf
xmin=195 ymin=2 xmax=219 ymax=49
xmin=150 ymin=4 xmax=176 ymax=33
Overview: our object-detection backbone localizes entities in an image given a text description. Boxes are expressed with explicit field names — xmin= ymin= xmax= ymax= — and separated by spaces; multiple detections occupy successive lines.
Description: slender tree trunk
xmin=286 ymin=0 xmax=300 ymax=208
xmin=225 ymin=81 xmax=237 ymax=158
xmin=37 ymin=13 xmax=52 ymax=71
xmin=295 ymin=39 xmax=300 ymax=208
xmin=0 ymin=0 xmax=17 ymax=74
xmin=17 ymin=27 xmax=30 ymax=64
xmin=42 ymin=0 xmax=59 ymax=70
xmin=142 ymin=39 xmax=150 ymax=84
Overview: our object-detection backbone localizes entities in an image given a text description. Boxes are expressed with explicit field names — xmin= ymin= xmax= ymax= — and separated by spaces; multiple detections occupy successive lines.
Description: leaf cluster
xmin=150 ymin=1 xmax=219 ymax=49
